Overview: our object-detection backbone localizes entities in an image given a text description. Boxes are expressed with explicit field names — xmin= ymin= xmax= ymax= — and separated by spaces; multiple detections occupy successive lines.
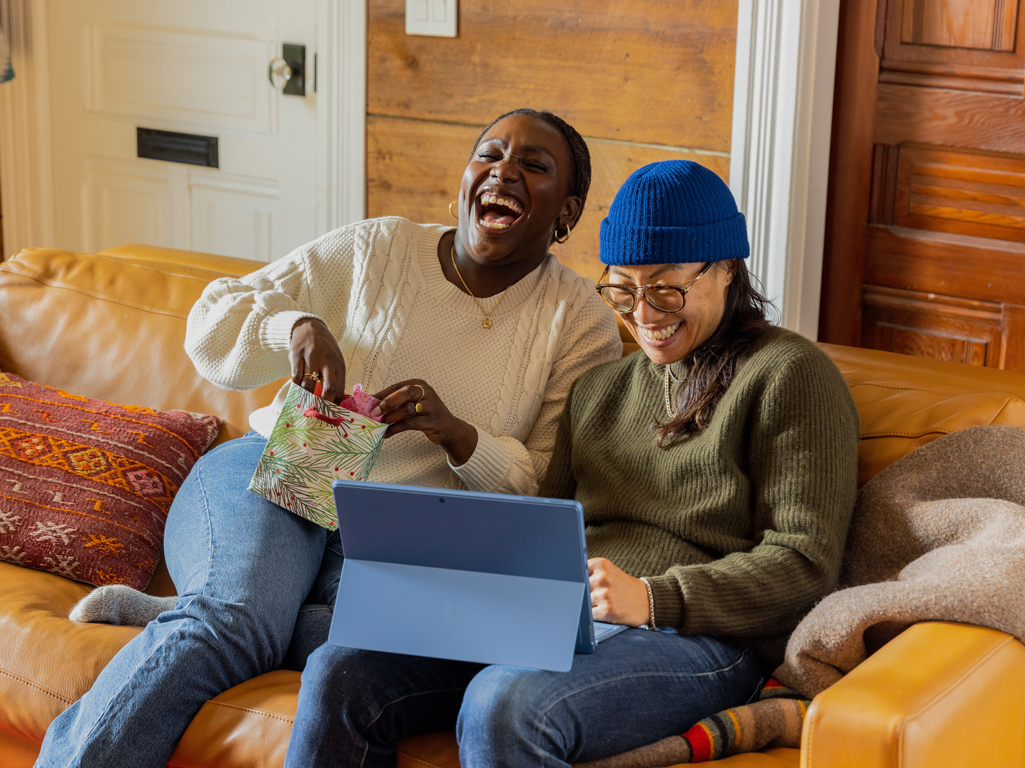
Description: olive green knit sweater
xmin=539 ymin=327 xmax=860 ymax=668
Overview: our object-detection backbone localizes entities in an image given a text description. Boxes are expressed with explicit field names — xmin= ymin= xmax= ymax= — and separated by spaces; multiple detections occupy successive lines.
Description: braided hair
xmin=471 ymin=109 xmax=592 ymax=223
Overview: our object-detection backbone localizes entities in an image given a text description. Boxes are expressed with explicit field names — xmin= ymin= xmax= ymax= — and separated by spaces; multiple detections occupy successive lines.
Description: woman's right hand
xmin=289 ymin=318 xmax=346 ymax=403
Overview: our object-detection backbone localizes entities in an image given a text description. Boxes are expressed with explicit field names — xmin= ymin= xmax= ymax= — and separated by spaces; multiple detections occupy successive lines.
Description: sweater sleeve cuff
xmin=448 ymin=426 xmax=512 ymax=492
xmin=259 ymin=311 xmax=320 ymax=353
xmin=647 ymin=575 xmax=686 ymax=629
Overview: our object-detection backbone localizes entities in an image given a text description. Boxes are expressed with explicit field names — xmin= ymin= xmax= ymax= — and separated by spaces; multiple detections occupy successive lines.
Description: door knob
xmin=268 ymin=58 xmax=292 ymax=90
xmin=268 ymin=44 xmax=306 ymax=97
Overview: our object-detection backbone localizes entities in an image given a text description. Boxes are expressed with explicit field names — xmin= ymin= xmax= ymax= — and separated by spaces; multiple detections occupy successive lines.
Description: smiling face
xmin=455 ymin=113 xmax=581 ymax=266
xmin=609 ymin=261 xmax=735 ymax=365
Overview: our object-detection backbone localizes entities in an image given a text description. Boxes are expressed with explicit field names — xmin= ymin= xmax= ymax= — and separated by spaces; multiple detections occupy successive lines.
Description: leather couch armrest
xmin=802 ymin=622 xmax=1025 ymax=768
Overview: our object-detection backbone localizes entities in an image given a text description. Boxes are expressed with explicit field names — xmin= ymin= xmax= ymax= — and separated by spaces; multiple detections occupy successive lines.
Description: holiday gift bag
xmin=248 ymin=382 xmax=387 ymax=529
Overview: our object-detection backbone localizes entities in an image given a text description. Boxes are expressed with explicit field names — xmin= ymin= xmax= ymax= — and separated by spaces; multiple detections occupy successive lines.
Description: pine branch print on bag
xmin=248 ymin=383 xmax=387 ymax=529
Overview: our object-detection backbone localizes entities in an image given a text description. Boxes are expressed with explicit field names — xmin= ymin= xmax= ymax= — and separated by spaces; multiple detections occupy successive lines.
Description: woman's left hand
xmin=588 ymin=558 xmax=651 ymax=627
xmin=371 ymin=379 xmax=479 ymax=466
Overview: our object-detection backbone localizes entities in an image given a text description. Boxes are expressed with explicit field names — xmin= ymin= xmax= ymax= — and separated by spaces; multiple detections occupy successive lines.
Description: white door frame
xmin=729 ymin=0 xmax=842 ymax=340
xmin=316 ymin=0 xmax=366 ymax=234
xmin=0 ymin=0 xmax=367 ymax=260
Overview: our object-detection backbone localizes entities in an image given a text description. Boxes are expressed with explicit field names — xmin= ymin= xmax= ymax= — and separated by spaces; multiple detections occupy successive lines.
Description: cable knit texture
xmin=539 ymin=327 xmax=860 ymax=668
xmin=185 ymin=217 xmax=622 ymax=495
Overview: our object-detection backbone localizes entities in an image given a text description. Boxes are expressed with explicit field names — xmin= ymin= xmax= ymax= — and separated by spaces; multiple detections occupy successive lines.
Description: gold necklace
xmin=450 ymin=245 xmax=508 ymax=329
xmin=663 ymin=361 xmax=682 ymax=417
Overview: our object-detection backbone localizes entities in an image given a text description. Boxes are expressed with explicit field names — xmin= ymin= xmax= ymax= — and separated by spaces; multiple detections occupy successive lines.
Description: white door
xmin=47 ymin=0 xmax=318 ymax=263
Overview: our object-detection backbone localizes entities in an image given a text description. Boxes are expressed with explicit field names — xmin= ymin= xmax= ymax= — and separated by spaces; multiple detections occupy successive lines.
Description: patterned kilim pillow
xmin=0 ymin=372 xmax=221 ymax=589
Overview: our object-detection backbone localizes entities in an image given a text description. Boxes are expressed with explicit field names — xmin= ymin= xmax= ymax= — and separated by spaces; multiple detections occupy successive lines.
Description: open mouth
xmin=476 ymin=192 xmax=525 ymax=231
xmin=640 ymin=322 xmax=682 ymax=342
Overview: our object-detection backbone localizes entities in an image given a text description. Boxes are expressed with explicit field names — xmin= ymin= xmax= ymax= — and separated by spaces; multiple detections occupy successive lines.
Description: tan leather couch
xmin=2 ymin=245 xmax=1025 ymax=768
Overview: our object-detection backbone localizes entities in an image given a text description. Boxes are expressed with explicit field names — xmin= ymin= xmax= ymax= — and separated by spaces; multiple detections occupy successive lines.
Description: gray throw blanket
xmin=776 ymin=424 xmax=1025 ymax=697
xmin=579 ymin=425 xmax=1025 ymax=767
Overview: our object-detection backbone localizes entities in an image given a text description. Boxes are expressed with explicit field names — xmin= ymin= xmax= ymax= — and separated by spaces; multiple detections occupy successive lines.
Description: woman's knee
xmin=457 ymin=666 xmax=555 ymax=750
xmin=300 ymin=644 xmax=375 ymax=702
xmin=164 ymin=441 xmax=326 ymax=609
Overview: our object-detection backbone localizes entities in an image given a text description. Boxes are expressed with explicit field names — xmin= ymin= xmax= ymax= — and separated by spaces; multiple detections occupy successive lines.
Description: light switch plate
xmin=406 ymin=0 xmax=458 ymax=37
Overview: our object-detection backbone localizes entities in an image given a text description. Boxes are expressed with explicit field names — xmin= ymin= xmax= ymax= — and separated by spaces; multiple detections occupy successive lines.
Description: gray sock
xmin=69 ymin=585 xmax=177 ymax=626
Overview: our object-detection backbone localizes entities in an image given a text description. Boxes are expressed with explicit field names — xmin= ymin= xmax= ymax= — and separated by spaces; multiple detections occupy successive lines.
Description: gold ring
xmin=303 ymin=372 xmax=322 ymax=382
xmin=415 ymin=402 xmax=423 ymax=413
xmin=412 ymin=384 xmax=425 ymax=400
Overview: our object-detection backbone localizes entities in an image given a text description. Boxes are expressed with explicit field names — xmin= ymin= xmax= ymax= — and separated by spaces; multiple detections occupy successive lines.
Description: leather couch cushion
xmin=822 ymin=343 xmax=1025 ymax=486
xmin=0 ymin=249 xmax=282 ymax=450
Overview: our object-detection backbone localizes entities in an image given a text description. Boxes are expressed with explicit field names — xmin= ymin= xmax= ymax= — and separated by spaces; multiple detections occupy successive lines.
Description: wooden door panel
xmin=881 ymin=0 xmax=1025 ymax=93
xmin=822 ymin=0 xmax=1025 ymax=371
xmin=864 ymin=225 xmax=1025 ymax=302
xmin=899 ymin=0 xmax=1018 ymax=51
xmin=875 ymin=85 xmax=1025 ymax=154
xmin=893 ymin=145 xmax=1025 ymax=242
xmin=861 ymin=285 xmax=1003 ymax=366
xmin=1005 ymin=306 xmax=1025 ymax=368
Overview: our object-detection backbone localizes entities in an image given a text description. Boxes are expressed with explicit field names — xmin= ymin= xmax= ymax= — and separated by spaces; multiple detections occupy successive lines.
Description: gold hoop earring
xmin=554 ymin=225 xmax=571 ymax=244
xmin=448 ymin=199 xmax=459 ymax=221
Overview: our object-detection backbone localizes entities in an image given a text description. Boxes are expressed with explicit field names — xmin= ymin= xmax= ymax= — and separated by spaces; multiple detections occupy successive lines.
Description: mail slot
xmin=137 ymin=127 xmax=219 ymax=168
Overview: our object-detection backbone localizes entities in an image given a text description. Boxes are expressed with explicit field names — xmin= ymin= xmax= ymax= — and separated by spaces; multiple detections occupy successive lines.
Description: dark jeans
xmin=284 ymin=629 xmax=763 ymax=768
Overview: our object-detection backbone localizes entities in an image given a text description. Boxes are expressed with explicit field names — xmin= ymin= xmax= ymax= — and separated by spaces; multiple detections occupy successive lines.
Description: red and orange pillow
xmin=0 ymin=372 xmax=220 ymax=589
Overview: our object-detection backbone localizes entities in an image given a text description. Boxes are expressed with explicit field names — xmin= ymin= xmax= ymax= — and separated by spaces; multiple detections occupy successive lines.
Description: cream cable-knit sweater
xmin=185 ymin=217 xmax=622 ymax=495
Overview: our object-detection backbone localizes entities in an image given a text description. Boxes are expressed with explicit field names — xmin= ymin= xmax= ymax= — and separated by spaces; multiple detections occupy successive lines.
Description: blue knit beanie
xmin=599 ymin=160 xmax=749 ymax=265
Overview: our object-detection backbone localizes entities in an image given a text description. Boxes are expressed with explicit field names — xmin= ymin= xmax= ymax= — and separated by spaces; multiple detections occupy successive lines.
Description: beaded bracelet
xmin=639 ymin=577 xmax=656 ymax=629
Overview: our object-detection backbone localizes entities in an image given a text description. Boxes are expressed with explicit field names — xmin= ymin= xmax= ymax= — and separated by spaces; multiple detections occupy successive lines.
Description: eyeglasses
xmin=595 ymin=262 xmax=714 ymax=314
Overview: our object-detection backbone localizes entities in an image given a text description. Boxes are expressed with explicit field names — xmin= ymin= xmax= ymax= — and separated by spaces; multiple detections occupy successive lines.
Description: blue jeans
xmin=284 ymin=630 xmax=763 ymax=768
xmin=35 ymin=433 xmax=337 ymax=768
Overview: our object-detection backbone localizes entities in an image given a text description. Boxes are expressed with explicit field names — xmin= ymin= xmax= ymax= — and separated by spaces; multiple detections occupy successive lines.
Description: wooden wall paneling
xmin=861 ymin=284 xmax=1004 ymax=366
xmin=366 ymin=115 xmax=730 ymax=281
xmin=818 ymin=0 xmax=882 ymax=346
xmin=864 ymin=224 xmax=1025 ymax=303
xmin=875 ymin=85 xmax=1025 ymax=156
xmin=880 ymin=0 xmax=1025 ymax=93
xmin=366 ymin=0 xmax=739 ymax=151
xmin=892 ymin=144 xmax=1025 ymax=243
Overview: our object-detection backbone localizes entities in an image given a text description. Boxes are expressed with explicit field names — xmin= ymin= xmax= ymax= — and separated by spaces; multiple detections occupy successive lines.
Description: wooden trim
xmin=729 ymin=0 xmax=841 ymax=339
xmin=0 ymin=0 xmax=55 ymax=259
xmin=818 ymin=0 xmax=881 ymax=346
xmin=315 ymin=0 xmax=365 ymax=233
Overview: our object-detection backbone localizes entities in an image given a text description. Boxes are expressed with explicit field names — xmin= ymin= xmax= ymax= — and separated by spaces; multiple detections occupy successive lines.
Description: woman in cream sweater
xmin=37 ymin=109 xmax=621 ymax=768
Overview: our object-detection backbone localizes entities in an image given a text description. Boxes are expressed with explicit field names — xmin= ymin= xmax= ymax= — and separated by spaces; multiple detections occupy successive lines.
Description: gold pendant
xmin=482 ymin=317 xmax=492 ymax=329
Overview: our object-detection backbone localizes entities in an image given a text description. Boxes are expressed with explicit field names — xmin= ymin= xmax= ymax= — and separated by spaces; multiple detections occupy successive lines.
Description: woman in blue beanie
xmin=457 ymin=160 xmax=859 ymax=765
xmin=286 ymin=161 xmax=860 ymax=768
